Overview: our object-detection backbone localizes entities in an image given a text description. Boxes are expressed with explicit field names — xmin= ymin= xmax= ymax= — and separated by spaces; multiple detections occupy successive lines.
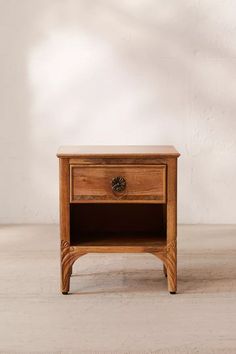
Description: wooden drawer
xmin=70 ymin=165 xmax=166 ymax=203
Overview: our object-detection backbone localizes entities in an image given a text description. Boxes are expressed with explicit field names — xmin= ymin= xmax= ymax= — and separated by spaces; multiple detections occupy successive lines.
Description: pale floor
xmin=0 ymin=225 xmax=236 ymax=353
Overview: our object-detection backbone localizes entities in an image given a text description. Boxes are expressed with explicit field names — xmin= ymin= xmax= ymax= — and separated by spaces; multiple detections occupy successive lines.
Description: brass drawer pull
xmin=111 ymin=176 xmax=126 ymax=193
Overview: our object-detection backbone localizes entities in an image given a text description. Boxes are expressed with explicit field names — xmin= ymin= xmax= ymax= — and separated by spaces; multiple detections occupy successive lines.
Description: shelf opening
xmin=70 ymin=203 xmax=166 ymax=247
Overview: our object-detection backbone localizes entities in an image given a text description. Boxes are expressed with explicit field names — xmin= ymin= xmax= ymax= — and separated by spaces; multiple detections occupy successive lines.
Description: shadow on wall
xmin=0 ymin=0 xmax=236 ymax=222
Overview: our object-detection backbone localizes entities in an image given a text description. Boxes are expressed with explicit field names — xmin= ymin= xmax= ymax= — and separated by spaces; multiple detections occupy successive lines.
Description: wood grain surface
xmin=70 ymin=164 xmax=166 ymax=203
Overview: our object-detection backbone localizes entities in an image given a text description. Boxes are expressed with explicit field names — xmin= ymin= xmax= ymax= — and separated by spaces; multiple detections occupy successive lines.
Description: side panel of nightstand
xmin=166 ymin=157 xmax=178 ymax=293
xmin=59 ymin=158 xmax=70 ymax=244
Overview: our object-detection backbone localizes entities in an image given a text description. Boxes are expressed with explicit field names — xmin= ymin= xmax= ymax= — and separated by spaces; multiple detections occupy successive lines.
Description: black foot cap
xmin=62 ymin=292 xmax=68 ymax=295
xmin=169 ymin=291 xmax=176 ymax=295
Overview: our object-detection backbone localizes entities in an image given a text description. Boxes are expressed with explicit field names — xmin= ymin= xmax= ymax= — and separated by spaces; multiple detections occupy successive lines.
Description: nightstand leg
xmin=61 ymin=266 xmax=70 ymax=294
xmin=61 ymin=240 xmax=72 ymax=294
xmin=61 ymin=240 xmax=86 ymax=294
xmin=166 ymin=240 xmax=177 ymax=294
xmin=167 ymin=267 xmax=177 ymax=294
xmin=163 ymin=264 xmax=167 ymax=277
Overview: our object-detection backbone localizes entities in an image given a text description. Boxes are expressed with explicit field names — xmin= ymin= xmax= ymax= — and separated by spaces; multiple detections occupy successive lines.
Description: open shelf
xmin=70 ymin=203 xmax=166 ymax=249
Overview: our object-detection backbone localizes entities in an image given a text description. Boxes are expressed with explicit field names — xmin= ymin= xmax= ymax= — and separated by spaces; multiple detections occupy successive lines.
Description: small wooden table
xmin=57 ymin=146 xmax=180 ymax=294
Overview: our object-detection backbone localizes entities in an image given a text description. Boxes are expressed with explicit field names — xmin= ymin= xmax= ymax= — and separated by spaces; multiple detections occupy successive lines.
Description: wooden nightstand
xmin=57 ymin=146 xmax=180 ymax=294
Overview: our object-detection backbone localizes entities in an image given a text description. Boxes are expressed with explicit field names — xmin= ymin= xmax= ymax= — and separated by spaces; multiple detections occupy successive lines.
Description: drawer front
xmin=70 ymin=165 xmax=166 ymax=203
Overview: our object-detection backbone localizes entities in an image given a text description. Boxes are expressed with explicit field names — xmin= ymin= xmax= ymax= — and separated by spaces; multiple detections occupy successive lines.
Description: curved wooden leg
xmin=61 ymin=240 xmax=85 ymax=294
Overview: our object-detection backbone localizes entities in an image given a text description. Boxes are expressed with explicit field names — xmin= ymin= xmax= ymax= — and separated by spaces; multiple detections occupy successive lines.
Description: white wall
xmin=0 ymin=0 xmax=236 ymax=224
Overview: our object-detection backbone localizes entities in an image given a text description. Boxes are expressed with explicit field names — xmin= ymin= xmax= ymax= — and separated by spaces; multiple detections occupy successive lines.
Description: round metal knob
xmin=111 ymin=176 xmax=126 ymax=193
